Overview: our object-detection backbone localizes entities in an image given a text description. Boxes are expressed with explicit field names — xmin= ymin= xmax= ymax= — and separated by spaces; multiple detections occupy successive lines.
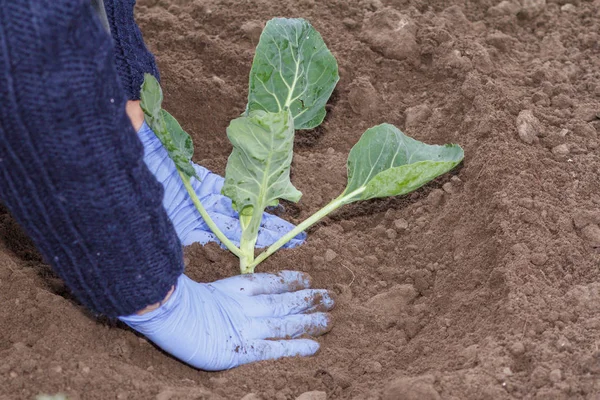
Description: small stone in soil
xmin=375 ymin=224 xmax=387 ymax=238
xmin=364 ymin=255 xmax=379 ymax=267
xmin=340 ymin=220 xmax=356 ymax=232
xmin=405 ymin=104 xmax=432 ymax=128
xmin=365 ymin=360 xmax=383 ymax=373
xmin=240 ymin=20 xmax=263 ymax=43
xmin=581 ymin=224 xmax=600 ymax=246
xmin=461 ymin=344 xmax=479 ymax=360
xmin=559 ymin=128 xmax=569 ymax=137
xmin=487 ymin=1 xmax=521 ymax=17
xmin=325 ymin=249 xmax=337 ymax=262
xmin=549 ymin=369 xmax=562 ymax=383
xmin=442 ymin=182 xmax=454 ymax=194
xmin=211 ymin=75 xmax=225 ymax=86
xmin=386 ymin=229 xmax=397 ymax=240
xmin=394 ymin=219 xmax=409 ymax=231
xmin=384 ymin=209 xmax=395 ymax=221
xmin=530 ymin=253 xmax=548 ymax=266
xmin=509 ymin=341 xmax=526 ymax=356
xmin=516 ymin=110 xmax=541 ymax=144
xmin=518 ymin=197 xmax=534 ymax=209
xmin=530 ymin=365 xmax=549 ymax=388
xmin=12 ymin=342 xmax=27 ymax=351
xmin=427 ymin=189 xmax=444 ymax=207
xmin=312 ymin=256 xmax=325 ymax=268
xmin=348 ymin=77 xmax=379 ymax=116
xmin=295 ymin=391 xmax=326 ymax=400
xmin=343 ymin=18 xmax=357 ymax=29
xmin=552 ymin=144 xmax=570 ymax=156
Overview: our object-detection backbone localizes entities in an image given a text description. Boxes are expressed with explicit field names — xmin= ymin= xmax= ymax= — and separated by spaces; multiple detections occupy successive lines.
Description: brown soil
xmin=2 ymin=0 xmax=600 ymax=399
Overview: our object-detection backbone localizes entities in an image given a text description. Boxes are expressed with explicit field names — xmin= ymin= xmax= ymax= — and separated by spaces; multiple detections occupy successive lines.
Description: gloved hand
xmin=119 ymin=271 xmax=334 ymax=371
xmin=137 ymin=122 xmax=305 ymax=248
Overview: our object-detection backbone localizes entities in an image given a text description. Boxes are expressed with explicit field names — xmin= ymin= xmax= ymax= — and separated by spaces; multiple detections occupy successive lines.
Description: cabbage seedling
xmin=141 ymin=18 xmax=464 ymax=274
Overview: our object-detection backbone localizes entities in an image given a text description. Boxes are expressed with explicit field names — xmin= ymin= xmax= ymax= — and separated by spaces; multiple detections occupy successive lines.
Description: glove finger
xmin=244 ymin=289 xmax=334 ymax=318
xmin=247 ymin=313 xmax=332 ymax=340
xmin=211 ymin=270 xmax=312 ymax=296
xmin=238 ymin=339 xmax=320 ymax=366
xmin=179 ymin=213 xmax=243 ymax=247
xmin=176 ymin=194 xmax=243 ymax=246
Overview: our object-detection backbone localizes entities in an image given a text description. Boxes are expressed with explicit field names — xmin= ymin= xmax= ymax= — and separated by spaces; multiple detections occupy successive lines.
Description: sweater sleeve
xmin=0 ymin=0 xmax=183 ymax=317
xmin=103 ymin=0 xmax=160 ymax=100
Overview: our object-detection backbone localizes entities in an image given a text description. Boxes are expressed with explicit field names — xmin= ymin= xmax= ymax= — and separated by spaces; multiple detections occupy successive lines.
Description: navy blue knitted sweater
xmin=104 ymin=0 xmax=161 ymax=100
xmin=0 ymin=0 xmax=183 ymax=317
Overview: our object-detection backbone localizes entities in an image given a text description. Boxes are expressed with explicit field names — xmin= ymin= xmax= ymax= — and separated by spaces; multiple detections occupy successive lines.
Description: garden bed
xmin=1 ymin=0 xmax=599 ymax=398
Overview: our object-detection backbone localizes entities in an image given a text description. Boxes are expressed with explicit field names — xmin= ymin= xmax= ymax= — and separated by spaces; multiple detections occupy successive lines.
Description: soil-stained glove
xmin=137 ymin=122 xmax=306 ymax=248
xmin=119 ymin=271 xmax=334 ymax=371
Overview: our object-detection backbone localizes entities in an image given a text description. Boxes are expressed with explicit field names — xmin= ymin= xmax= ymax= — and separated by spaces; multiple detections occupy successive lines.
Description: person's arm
xmin=0 ymin=0 xmax=333 ymax=370
xmin=103 ymin=0 xmax=160 ymax=101
xmin=0 ymin=0 xmax=182 ymax=317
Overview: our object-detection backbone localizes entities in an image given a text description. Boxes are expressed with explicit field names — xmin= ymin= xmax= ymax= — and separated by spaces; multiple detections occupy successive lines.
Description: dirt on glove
xmin=1 ymin=0 xmax=600 ymax=399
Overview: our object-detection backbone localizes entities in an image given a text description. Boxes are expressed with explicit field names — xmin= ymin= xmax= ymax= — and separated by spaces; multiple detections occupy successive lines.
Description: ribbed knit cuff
xmin=104 ymin=0 xmax=160 ymax=100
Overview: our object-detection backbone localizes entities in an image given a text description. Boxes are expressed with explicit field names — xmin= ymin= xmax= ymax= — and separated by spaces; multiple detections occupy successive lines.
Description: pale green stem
xmin=247 ymin=187 xmax=366 ymax=271
xmin=179 ymin=171 xmax=243 ymax=258
xmin=239 ymin=208 xmax=262 ymax=274
xmin=239 ymin=238 xmax=256 ymax=274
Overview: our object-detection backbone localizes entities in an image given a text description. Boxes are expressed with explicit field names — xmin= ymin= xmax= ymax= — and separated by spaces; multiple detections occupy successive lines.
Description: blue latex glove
xmin=119 ymin=271 xmax=334 ymax=370
xmin=137 ymin=122 xmax=306 ymax=248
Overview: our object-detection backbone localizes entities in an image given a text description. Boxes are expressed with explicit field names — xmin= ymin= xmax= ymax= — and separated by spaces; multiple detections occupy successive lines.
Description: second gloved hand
xmin=137 ymin=122 xmax=306 ymax=248
xmin=119 ymin=271 xmax=334 ymax=371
